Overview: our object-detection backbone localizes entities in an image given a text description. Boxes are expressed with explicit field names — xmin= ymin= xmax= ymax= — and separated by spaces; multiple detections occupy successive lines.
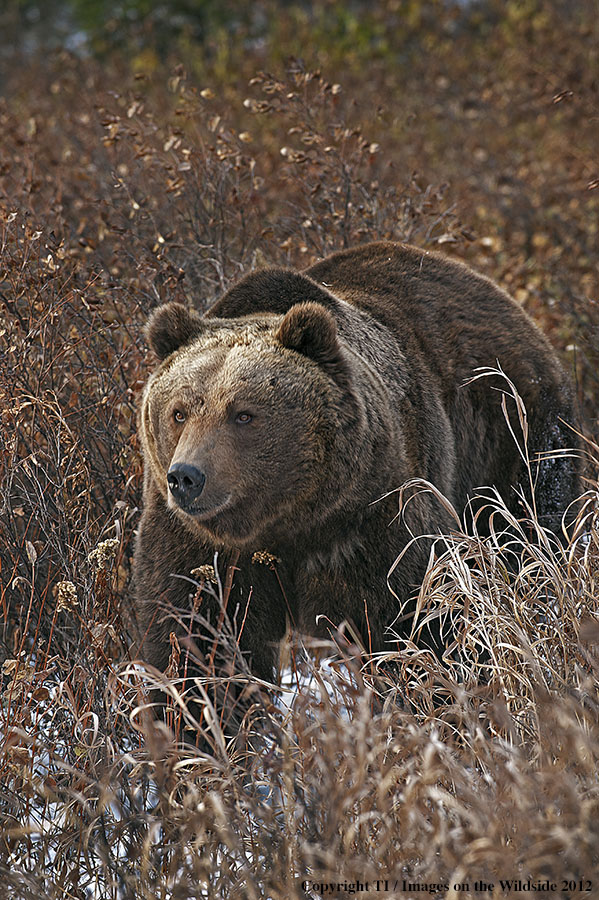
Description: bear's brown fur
xmin=133 ymin=241 xmax=579 ymax=682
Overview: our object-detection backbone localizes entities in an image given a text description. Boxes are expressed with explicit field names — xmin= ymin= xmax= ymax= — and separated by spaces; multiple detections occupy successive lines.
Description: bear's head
xmin=140 ymin=299 xmax=358 ymax=547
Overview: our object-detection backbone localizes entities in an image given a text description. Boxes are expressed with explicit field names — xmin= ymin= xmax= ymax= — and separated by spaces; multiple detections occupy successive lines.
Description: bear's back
xmin=304 ymin=242 xmax=564 ymax=391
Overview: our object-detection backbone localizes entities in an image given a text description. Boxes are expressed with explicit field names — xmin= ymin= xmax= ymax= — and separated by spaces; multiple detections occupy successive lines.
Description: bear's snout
xmin=167 ymin=462 xmax=206 ymax=507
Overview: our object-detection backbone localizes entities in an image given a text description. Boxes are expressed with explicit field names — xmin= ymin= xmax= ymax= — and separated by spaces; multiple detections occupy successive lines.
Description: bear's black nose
xmin=167 ymin=463 xmax=206 ymax=506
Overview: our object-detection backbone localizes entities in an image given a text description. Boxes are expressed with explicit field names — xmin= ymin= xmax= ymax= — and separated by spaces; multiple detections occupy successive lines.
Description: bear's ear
xmin=276 ymin=302 xmax=351 ymax=387
xmin=145 ymin=303 xmax=205 ymax=361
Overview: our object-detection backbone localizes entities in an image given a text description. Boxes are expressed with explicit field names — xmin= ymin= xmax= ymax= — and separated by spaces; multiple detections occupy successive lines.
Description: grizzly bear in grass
xmin=134 ymin=241 xmax=579 ymax=683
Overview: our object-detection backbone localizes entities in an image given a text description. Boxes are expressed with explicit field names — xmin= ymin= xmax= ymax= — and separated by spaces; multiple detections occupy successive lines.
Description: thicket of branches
xmin=0 ymin=2 xmax=598 ymax=897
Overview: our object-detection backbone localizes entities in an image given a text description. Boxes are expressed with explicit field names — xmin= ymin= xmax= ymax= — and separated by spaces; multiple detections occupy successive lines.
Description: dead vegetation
xmin=0 ymin=2 xmax=598 ymax=897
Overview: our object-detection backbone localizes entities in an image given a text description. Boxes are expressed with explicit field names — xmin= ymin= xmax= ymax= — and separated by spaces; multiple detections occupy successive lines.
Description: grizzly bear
xmin=133 ymin=241 xmax=579 ymax=683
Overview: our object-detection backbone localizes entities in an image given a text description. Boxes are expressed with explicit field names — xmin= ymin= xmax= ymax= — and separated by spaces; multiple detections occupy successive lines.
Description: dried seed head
xmin=55 ymin=581 xmax=79 ymax=613
xmin=190 ymin=564 xmax=217 ymax=584
xmin=251 ymin=550 xmax=281 ymax=569
xmin=88 ymin=538 xmax=120 ymax=571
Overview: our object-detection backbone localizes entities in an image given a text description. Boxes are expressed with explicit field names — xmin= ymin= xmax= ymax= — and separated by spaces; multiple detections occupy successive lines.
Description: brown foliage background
xmin=0 ymin=2 xmax=597 ymax=897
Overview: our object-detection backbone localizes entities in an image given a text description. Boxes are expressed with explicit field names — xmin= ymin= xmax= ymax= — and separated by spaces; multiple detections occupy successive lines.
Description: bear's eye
xmin=235 ymin=412 xmax=253 ymax=425
xmin=173 ymin=409 xmax=186 ymax=424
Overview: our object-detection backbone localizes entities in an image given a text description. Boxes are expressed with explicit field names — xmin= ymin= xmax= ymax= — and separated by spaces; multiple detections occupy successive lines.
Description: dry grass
xmin=1 ymin=4 xmax=598 ymax=897
xmin=2 ymin=493 xmax=599 ymax=898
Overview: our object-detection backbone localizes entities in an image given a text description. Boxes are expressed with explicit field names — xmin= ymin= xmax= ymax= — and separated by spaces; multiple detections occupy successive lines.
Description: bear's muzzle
xmin=167 ymin=462 xmax=206 ymax=508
